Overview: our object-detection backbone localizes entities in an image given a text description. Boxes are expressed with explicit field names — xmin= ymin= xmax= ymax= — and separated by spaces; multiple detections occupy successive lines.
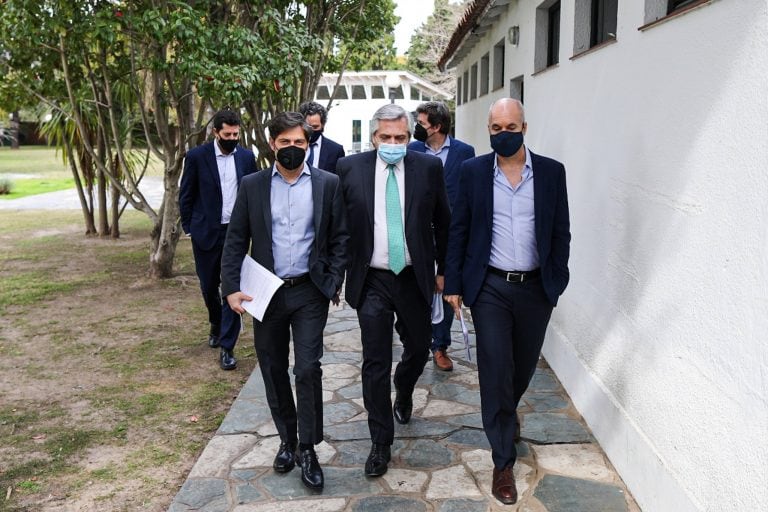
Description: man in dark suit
xmin=299 ymin=101 xmax=346 ymax=173
xmin=444 ymin=98 xmax=570 ymax=505
xmin=179 ymin=109 xmax=257 ymax=370
xmin=221 ymin=112 xmax=348 ymax=491
xmin=337 ymin=104 xmax=451 ymax=477
xmin=408 ymin=101 xmax=475 ymax=372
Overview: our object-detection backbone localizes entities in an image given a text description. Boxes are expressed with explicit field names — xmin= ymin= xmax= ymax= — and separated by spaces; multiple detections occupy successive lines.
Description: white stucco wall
xmin=453 ymin=1 xmax=768 ymax=510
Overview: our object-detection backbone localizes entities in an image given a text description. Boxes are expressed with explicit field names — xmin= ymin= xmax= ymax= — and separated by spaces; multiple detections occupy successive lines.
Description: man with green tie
xmin=336 ymin=104 xmax=451 ymax=477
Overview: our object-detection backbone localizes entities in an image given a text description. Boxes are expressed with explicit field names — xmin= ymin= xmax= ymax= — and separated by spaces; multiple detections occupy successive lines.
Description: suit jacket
xmin=407 ymin=137 xmax=475 ymax=208
xmin=444 ymin=150 xmax=571 ymax=307
xmin=179 ymin=141 xmax=258 ymax=250
xmin=315 ymin=136 xmax=346 ymax=174
xmin=337 ymin=150 xmax=451 ymax=309
xmin=220 ymin=166 xmax=348 ymax=301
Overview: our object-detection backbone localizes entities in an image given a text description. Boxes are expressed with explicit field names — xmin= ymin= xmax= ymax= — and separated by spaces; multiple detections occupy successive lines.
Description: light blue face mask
xmin=378 ymin=143 xmax=407 ymax=165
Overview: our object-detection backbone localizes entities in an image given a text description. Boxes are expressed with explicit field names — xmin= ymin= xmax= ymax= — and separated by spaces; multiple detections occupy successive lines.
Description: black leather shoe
xmin=296 ymin=447 xmax=324 ymax=490
xmin=219 ymin=348 xmax=237 ymax=370
xmin=207 ymin=334 xmax=220 ymax=348
xmin=364 ymin=443 xmax=391 ymax=477
xmin=272 ymin=442 xmax=296 ymax=473
xmin=393 ymin=392 xmax=413 ymax=424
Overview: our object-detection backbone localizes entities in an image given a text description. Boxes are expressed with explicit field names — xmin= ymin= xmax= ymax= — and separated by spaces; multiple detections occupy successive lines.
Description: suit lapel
xmin=443 ymin=141 xmax=458 ymax=174
xmin=403 ymin=152 xmax=416 ymax=227
xmin=234 ymin=148 xmax=245 ymax=184
xmin=205 ymin=142 xmax=222 ymax=194
xmin=362 ymin=152 xmax=376 ymax=234
xmin=259 ymin=169 xmax=273 ymax=242
xmin=483 ymin=153 xmax=495 ymax=234
xmin=530 ymin=151 xmax=545 ymax=244
xmin=310 ymin=168 xmax=324 ymax=237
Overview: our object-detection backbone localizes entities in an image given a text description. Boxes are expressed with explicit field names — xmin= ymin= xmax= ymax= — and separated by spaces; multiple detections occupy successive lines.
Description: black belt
xmin=282 ymin=273 xmax=310 ymax=288
xmin=487 ymin=266 xmax=540 ymax=283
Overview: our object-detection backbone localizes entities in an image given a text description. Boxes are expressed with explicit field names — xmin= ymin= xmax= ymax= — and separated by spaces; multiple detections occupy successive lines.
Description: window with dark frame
xmin=668 ymin=0 xmax=700 ymax=14
xmin=480 ymin=53 xmax=490 ymax=96
xmin=547 ymin=2 xmax=561 ymax=67
xmin=462 ymin=70 xmax=469 ymax=104
xmin=457 ymin=77 xmax=463 ymax=105
xmin=470 ymin=63 xmax=478 ymax=100
xmin=492 ymin=38 xmax=505 ymax=90
xmin=591 ymin=0 xmax=617 ymax=47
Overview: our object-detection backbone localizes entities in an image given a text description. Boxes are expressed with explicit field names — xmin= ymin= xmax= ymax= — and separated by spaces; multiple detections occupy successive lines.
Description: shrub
xmin=0 ymin=178 xmax=13 ymax=195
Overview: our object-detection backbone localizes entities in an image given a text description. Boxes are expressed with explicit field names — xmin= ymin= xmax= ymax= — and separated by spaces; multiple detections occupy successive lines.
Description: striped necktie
xmin=385 ymin=164 xmax=406 ymax=274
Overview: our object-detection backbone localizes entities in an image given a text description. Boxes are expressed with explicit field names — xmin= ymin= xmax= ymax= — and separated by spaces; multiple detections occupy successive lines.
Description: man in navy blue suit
xmin=299 ymin=101 xmax=346 ymax=173
xmin=408 ymin=101 xmax=475 ymax=371
xmin=179 ymin=109 xmax=257 ymax=370
xmin=444 ymin=98 xmax=570 ymax=505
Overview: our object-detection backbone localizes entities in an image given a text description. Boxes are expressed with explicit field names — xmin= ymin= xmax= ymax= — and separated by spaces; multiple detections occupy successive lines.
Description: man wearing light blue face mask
xmin=336 ymin=103 xmax=451 ymax=478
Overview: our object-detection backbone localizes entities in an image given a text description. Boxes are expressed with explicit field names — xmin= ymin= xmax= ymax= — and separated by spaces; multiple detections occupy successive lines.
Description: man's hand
xmin=443 ymin=294 xmax=463 ymax=320
xmin=435 ymin=275 xmax=445 ymax=294
xmin=226 ymin=291 xmax=253 ymax=314
xmin=331 ymin=289 xmax=341 ymax=307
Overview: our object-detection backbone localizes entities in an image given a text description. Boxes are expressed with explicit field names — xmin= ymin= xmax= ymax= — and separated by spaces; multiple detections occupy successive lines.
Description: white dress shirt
xmin=306 ymin=135 xmax=323 ymax=168
xmin=214 ymin=141 xmax=238 ymax=224
xmin=370 ymin=156 xmax=412 ymax=270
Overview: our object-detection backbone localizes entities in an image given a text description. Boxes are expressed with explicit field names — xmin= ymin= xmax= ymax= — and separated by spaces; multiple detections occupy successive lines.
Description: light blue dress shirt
xmin=488 ymin=147 xmax=539 ymax=271
xmin=424 ymin=135 xmax=452 ymax=166
xmin=270 ymin=164 xmax=315 ymax=278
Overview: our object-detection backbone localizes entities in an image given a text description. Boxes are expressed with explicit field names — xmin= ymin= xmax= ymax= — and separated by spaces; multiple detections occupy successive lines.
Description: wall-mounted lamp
xmin=508 ymin=25 xmax=520 ymax=46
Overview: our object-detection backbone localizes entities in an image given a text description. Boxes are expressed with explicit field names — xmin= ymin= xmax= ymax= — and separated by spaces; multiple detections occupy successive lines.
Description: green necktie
xmin=385 ymin=164 xmax=406 ymax=274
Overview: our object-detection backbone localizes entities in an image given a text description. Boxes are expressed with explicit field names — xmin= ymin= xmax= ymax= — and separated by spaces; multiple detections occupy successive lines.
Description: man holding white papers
xmin=221 ymin=112 xmax=348 ymax=491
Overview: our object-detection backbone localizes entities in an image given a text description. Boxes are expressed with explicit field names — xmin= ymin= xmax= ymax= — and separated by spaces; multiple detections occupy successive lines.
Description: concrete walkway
xmin=0 ymin=176 xmax=165 ymax=210
xmin=169 ymin=304 xmax=639 ymax=512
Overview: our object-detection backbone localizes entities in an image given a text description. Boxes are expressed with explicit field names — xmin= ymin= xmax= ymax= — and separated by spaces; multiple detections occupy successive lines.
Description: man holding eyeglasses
xmin=336 ymin=103 xmax=451 ymax=477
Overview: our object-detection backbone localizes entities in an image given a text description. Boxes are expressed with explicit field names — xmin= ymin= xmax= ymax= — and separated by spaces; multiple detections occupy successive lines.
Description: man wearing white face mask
xmin=336 ymin=103 xmax=451 ymax=477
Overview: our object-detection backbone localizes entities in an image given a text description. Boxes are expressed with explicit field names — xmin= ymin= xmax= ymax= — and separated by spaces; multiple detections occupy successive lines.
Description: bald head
xmin=488 ymin=98 xmax=526 ymax=126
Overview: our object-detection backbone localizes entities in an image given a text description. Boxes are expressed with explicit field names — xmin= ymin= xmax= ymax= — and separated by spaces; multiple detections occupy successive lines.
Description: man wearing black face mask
xmin=180 ymin=109 xmax=257 ymax=370
xmin=299 ymin=101 xmax=345 ymax=173
xmin=220 ymin=112 xmax=348 ymax=491
xmin=407 ymin=101 xmax=475 ymax=372
xmin=444 ymin=98 xmax=571 ymax=505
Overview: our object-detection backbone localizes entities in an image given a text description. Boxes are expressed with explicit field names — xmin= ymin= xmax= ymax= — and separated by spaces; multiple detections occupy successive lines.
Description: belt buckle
xmin=506 ymin=271 xmax=524 ymax=283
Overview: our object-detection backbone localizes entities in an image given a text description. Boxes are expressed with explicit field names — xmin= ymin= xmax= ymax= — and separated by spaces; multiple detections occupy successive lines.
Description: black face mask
xmin=276 ymin=145 xmax=306 ymax=170
xmin=490 ymin=131 xmax=524 ymax=157
xmin=413 ymin=124 xmax=429 ymax=142
xmin=218 ymin=138 xmax=238 ymax=154
xmin=309 ymin=129 xmax=323 ymax=144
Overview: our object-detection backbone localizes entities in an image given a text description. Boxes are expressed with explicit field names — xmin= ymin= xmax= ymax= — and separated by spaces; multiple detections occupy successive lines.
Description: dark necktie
xmin=307 ymin=143 xmax=317 ymax=168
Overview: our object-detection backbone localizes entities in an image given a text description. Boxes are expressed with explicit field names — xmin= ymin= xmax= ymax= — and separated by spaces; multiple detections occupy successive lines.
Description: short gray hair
xmin=370 ymin=103 xmax=413 ymax=137
xmin=488 ymin=98 xmax=526 ymax=124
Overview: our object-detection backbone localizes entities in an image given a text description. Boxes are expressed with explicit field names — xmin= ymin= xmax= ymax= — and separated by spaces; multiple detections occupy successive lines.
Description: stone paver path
xmin=169 ymin=304 xmax=639 ymax=511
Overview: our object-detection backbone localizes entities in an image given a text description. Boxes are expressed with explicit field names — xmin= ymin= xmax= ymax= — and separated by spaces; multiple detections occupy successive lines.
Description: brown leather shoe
xmin=433 ymin=349 xmax=453 ymax=371
xmin=492 ymin=466 xmax=518 ymax=505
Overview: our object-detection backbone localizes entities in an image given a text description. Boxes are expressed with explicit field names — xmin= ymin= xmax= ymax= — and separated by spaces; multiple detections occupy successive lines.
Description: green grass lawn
xmin=0 ymin=145 xmax=70 ymax=177
xmin=0 ymin=145 xmax=165 ymax=199
xmin=0 ymin=177 xmax=76 ymax=199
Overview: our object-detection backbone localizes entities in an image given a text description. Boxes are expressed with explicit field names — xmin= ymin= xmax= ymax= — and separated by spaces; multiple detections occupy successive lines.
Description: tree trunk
xmin=64 ymin=137 xmax=97 ymax=235
xmin=10 ymin=111 xmax=20 ymax=150
xmin=97 ymin=167 xmax=109 ymax=236
xmin=148 ymin=172 xmax=181 ymax=278
xmin=110 ymin=181 xmax=120 ymax=239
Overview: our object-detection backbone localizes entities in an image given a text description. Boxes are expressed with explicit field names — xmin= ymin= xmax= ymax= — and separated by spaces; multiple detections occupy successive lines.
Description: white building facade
xmin=440 ymin=1 xmax=768 ymax=510
xmin=312 ymin=70 xmax=451 ymax=153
